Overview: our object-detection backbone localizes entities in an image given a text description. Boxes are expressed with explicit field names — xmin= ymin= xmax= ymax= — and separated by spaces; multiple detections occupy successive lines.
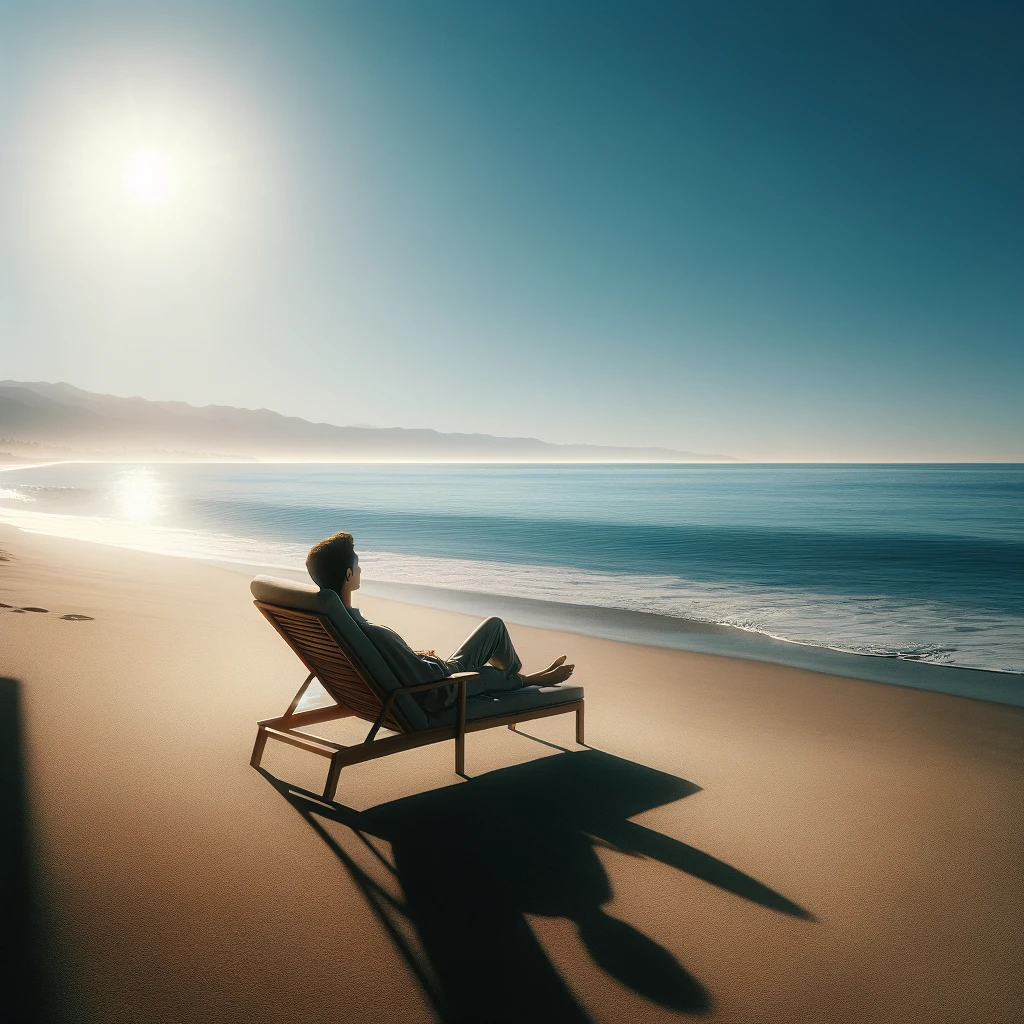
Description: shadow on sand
xmin=259 ymin=744 xmax=813 ymax=1023
xmin=0 ymin=678 xmax=44 ymax=1024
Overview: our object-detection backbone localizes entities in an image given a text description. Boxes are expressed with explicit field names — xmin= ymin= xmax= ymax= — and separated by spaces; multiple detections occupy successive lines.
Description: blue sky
xmin=1 ymin=1 xmax=1021 ymax=460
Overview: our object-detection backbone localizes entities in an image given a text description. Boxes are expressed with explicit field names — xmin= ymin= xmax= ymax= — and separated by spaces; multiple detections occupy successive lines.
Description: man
xmin=306 ymin=532 xmax=574 ymax=713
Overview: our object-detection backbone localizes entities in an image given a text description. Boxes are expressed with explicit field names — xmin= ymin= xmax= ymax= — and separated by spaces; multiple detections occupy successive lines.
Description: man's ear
xmin=345 ymin=568 xmax=353 ymax=582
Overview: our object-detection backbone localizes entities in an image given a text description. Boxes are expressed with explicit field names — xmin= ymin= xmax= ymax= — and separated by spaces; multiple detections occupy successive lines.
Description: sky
xmin=1 ymin=1 xmax=1021 ymax=461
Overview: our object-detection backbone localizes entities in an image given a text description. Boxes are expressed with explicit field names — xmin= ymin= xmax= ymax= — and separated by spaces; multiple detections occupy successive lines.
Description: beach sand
xmin=1 ymin=523 xmax=1021 ymax=1023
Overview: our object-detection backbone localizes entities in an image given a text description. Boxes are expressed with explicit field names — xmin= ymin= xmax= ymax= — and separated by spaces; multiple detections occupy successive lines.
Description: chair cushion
xmin=250 ymin=575 xmax=429 ymax=731
xmin=427 ymin=684 xmax=584 ymax=727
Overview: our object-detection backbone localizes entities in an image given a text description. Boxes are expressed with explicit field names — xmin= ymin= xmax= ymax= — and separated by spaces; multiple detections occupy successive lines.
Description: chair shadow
xmin=259 ymin=747 xmax=813 ymax=1023
xmin=258 ymin=745 xmax=815 ymax=1024
xmin=0 ymin=678 xmax=44 ymax=1024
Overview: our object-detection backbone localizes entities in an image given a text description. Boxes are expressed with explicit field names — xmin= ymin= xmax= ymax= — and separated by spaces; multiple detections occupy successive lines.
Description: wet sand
xmin=1 ymin=523 xmax=1021 ymax=1023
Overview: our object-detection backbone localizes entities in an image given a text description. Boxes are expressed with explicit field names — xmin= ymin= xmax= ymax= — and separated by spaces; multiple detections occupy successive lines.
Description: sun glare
xmin=30 ymin=73 xmax=265 ymax=261
xmin=123 ymin=149 xmax=174 ymax=206
xmin=117 ymin=469 xmax=162 ymax=520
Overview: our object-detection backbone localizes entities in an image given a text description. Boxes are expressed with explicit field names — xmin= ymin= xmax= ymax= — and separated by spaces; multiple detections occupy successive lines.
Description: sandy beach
xmin=1 ymin=522 xmax=1022 ymax=1023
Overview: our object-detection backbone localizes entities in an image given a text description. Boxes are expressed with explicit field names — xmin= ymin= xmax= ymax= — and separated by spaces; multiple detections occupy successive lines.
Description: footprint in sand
xmin=2 ymin=604 xmax=92 ymax=619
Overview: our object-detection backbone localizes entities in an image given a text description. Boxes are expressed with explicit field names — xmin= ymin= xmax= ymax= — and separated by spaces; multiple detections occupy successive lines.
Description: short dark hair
xmin=306 ymin=532 xmax=356 ymax=593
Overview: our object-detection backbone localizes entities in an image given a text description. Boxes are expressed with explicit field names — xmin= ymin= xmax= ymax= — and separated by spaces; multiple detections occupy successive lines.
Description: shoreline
xmin=1 ymin=507 xmax=1021 ymax=705
xmin=195 ymin=557 xmax=1024 ymax=708
xmin=359 ymin=579 xmax=1024 ymax=702
xmin=0 ymin=459 xmax=1021 ymax=698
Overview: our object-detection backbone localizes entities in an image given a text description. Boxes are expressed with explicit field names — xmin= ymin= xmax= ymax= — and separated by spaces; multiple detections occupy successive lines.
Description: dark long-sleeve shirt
xmin=347 ymin=606 xmax=456 ymax=711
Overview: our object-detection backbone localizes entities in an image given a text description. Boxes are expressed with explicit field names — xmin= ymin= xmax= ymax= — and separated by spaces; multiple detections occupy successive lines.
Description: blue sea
xmin=1 ymin=462 xmax=1022 ymax=691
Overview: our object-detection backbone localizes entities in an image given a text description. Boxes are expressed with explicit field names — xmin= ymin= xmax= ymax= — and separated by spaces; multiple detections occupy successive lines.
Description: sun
xmin=122 ymin=149 xmax=174 ymax=206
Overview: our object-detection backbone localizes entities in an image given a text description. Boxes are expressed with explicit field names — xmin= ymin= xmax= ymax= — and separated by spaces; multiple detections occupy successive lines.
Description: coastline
xmin=1 ymin=503 xmax=1020 ymax=705
xmin=364 ymin=579 xmax=1024 ymax=705
xmin=2 ymin=522 xmax=1022 ymax=1022
xmin=0 ymin=457 xmax=1021 ymax=701
xmin=205 ymin=561 xmax=1024 ymax=708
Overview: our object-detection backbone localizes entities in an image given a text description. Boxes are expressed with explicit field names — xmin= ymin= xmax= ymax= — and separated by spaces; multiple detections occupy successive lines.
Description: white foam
xmin=2 ymin=503 xmax=1022 ymax=674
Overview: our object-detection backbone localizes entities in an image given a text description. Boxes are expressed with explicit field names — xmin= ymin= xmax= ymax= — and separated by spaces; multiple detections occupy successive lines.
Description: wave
xmin=2 ymin=503 xmax=1021 ymax=675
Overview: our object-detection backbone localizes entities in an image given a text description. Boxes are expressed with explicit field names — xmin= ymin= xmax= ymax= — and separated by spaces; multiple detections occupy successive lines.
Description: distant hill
xmin=0 ymin=381 xmax=736 ymax=462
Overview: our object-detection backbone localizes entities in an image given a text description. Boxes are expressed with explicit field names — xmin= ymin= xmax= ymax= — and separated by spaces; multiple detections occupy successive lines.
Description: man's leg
xmin=446 ymin=617 xmax=523 ymax=696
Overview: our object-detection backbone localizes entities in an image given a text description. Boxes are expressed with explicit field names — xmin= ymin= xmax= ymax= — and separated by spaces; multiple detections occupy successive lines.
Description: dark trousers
xmin=444 ymin=616 xmax=524 ymax=698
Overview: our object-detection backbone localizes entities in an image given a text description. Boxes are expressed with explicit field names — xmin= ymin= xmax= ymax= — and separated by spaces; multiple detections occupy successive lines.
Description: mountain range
xmin=0 ymin=381 xmax=735 ymax=462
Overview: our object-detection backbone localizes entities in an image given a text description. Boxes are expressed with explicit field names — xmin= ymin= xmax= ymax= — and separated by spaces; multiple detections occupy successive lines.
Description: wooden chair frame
xmin=250 ymin=600 xmax=584 ymax=800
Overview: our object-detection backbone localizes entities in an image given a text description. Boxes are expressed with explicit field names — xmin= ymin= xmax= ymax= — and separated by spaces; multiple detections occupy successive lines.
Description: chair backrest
xmin=250 ymin=575 xmax=429 ymax=732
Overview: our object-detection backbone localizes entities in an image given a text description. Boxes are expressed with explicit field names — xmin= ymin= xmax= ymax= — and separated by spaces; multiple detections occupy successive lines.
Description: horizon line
xmin=3 ymin=458 xmax=1023 ymax=470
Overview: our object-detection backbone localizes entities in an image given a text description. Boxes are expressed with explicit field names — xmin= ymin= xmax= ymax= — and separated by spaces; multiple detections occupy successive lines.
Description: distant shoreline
xmin=2 ymin=379 xmax=738 ymax=462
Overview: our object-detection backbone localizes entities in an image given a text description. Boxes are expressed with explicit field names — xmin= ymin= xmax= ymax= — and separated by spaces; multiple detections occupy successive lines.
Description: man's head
xmin=306 ymin=531 xmax=360 ymax=596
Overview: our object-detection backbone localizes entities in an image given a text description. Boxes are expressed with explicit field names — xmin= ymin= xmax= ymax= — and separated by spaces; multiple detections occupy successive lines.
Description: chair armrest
xmin=365 ymin=673 xmax=480 ymax=744
xmin=394 ymin=672 xmax=481 ymax=695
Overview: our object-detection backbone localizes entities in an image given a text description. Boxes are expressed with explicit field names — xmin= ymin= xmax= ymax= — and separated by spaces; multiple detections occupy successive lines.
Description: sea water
xmin=1 ymin=462 xmax=1021 ymax=685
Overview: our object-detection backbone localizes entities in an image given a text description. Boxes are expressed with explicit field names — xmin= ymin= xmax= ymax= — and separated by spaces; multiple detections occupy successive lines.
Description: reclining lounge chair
xmin=249 ymin=576 xmax=585 ymax=799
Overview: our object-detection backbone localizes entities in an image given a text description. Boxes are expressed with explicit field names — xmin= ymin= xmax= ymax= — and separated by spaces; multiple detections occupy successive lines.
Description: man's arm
xmin=360 ymin=622 xmax=450 ymax=684
xmin=356 ymin=620 xmax=465 ymax=712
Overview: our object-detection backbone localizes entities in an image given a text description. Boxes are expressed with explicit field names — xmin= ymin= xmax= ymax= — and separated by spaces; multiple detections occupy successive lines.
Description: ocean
xmin=1 ymin=462 xmax=1021 ymax=698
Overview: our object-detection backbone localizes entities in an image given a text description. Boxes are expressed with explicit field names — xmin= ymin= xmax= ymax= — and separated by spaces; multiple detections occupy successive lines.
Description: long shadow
xmin=0 ymin=678 xmax=43 ymax=1024
xmin=260 ymin=748 xmax=813 ymax=1023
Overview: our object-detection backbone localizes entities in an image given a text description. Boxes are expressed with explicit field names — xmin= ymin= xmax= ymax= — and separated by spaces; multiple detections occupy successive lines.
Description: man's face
xmin=349 ymin=554 xmax=361 ymax=591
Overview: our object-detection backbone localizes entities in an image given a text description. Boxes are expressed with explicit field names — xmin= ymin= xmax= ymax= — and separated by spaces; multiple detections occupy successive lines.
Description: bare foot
xmin=539 ymin=655 xmax=566 ymax=673
xmin=522 ymin=660 xmax=575 ymax=686
xmin=520 ymin=655 xmax=566 ymax=684
xmin=538 ymin=663 xmax=574 ymax=685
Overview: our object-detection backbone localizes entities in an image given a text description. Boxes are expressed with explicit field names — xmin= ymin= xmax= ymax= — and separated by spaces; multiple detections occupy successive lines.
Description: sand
xmin=1 ymin=523 xmax=1021 ymax=1024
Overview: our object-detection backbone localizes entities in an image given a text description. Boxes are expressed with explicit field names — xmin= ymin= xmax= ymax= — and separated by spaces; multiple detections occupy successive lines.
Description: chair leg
xmin=576 ymin=702 xmax=585 ymax=745
xmin=323 ymin=753 xmax=344 ymax=801
xmin=455 ymin=677 xmax=467 ymax=776
xmin=508 ymin=722 xmax=517 ymax=731
xmin=250 ymin=727 xmax=269 ymax=768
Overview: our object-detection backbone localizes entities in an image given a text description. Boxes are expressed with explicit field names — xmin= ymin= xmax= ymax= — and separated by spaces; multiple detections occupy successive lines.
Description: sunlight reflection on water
xmin=116 ymin=468 xmax=163 ymax=520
